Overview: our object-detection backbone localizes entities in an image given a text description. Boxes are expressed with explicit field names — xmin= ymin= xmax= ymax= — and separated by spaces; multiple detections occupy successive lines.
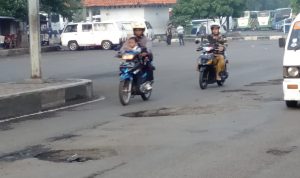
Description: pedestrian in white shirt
xmin=176 ymin=25 xmax=185 ymax=46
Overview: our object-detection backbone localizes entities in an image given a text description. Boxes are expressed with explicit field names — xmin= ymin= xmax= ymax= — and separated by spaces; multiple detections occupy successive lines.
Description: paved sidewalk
xmin=0 ymin=79 xmax=93 ymax=120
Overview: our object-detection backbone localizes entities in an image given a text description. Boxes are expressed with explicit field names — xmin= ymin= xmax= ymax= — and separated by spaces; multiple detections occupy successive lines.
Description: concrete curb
xmin=0 ymin=79 xmax=93 ymax=120
xmin=169 ymin=35 xmax=285 ymax=43
xmin=0 ymin=45 xmax=60 ymax=57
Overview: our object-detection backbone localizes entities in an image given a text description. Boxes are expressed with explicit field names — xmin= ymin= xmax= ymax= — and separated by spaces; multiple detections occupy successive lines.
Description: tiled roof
xmin=83 ymin=0 xmax=176 ymax=7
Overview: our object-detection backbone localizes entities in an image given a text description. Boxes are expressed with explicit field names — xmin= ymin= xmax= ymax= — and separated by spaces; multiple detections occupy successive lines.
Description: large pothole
xmin=35 ymin=148 xmax=118 ymax=163
xmin=122 ymin=106 xmax=220 ymax=118
xmin=0 ymin=145 xmax=117 ymax=163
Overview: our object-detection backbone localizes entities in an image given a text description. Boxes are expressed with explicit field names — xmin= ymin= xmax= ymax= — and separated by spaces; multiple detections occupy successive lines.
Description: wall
xmin=98 ymin=6 xmax=170 ymax=35
xmin=144 ymin=6 xmax=170 ymax=35
xmin=100 ymin=7 xmax=145 ymax=21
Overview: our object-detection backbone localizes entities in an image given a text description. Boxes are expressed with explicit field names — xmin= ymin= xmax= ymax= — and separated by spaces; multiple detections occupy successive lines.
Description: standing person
xmin=176 ymin=25 xmax=185 ymax=46
xmin=197 ymin=23 xmax=207 ymax=44
xmin=166 ymin=23 xmax=173 ymax=45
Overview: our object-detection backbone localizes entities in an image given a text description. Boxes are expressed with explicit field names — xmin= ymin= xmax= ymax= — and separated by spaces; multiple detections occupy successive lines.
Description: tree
xmin=40 ymin=0 xmax=82 ymax=20
xmin=291 ymin=0 xmax=300 ymax=14
xmin=0 ymin=0 xmax=82 ymax=21
xmin=245 ymin=0 xmax=290 ymax=11
xmin=0 ymin=0 xmax=28 ymax=21
xmin=172 ymin=0 xmax=246 ymax=30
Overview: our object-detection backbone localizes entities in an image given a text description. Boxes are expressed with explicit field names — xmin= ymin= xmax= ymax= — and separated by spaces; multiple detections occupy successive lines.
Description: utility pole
xmin=28 ymin=0 xmax=42 ymax=79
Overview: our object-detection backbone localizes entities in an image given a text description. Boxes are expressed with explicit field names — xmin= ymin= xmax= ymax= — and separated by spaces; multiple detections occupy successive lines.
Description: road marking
xmin=0 ymin=97 xmax=106 ymax=124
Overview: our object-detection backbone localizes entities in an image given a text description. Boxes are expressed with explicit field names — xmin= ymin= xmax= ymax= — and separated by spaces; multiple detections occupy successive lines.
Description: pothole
xmin=35 ymin=148 xmax=118 ymax=163
xmin=0 ymin=146 xmax=117 ymax=163
xmin=242 ymin=93 xmax=260 ymax=96
xmin=0 ymin=145 xmax=49 ymax=162
xmin=48 ymin=134 xmax=80 ymax=142
xmin=221 ymin=89 xmax=254 ymax=93
xmin=122 ymin=106 xmax=220 ymax=118
xmin=245 ymin=79 xmax=282 ymax=87
xmin=266 ymin=146 xmax=297 ymax=156
xmin=253 ymin=97 xmax=283 ymax=102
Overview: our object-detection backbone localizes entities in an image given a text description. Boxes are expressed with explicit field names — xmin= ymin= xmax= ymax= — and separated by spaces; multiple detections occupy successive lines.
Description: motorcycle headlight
xmin=284 ymin=67 xmax=300 ymax=78
xmin=122 ymin=54 xmax=135 ymax=60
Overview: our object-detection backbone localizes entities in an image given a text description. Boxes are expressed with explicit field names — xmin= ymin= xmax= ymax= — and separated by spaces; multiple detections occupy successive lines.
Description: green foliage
xmin=0 ymin=0 xmax=28 ymax=20
xmin=291 ymin=0 xmax=300 ymax=14
xmin=0 ymin=0 xmax=82 ymax=21
xmin=245 ymin=0 xmax=290 ymax=10
xmin=40 ymin=0 xmax=82 ymax=20
xmin=172 ymin=0 xmax=246 ymax=26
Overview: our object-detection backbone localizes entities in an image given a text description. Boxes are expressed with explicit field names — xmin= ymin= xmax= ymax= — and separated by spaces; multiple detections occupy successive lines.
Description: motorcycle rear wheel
xmin=119 ymin=80 xmax=132 ymax=106
xmin=199 ymin=70 xmax=208 ymax=89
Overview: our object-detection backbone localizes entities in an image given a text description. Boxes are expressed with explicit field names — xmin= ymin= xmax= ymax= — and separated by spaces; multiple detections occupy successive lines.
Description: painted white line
xmin=0 ymin=96 xmax=106 ymax=124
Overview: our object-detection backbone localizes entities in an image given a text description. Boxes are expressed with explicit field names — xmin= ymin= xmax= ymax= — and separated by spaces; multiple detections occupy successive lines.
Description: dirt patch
xmin=122 ymin=106 xmax=220 ymax=118
xmin=221 ymin=89 xmax=254 ymax=93
xmin=266 ymin=146 xmax=297 ymax=156
xmin=35 ymin=148 xmax=118 ymax=163
xmin=245 ymin=79 xmax=282 ymax=87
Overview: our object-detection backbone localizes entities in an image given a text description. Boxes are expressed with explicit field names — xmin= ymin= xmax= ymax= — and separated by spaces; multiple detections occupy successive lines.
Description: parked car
xmin=61 ymin=21 xmax=127 ymax=51
xmin=117 ymin=20 xmax=155 ymax=40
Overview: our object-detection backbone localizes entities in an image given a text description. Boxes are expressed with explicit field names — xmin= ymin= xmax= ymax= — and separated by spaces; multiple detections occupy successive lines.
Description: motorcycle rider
xmin=207 ymin=23 xmax=226 ymax=81
xmin=121 ymin=22 xmax=154 ymax=85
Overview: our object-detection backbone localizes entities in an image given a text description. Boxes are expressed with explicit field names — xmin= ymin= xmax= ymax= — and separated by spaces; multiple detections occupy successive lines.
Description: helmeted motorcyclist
xmin=207 ymin=23 xmax=226 ymax=81
xmin=121 ymin=22 xmax=154 ymax=83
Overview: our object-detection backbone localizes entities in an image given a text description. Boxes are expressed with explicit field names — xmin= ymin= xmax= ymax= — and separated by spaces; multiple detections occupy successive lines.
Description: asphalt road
xmin=1 ymin=40 xmax=300 ymax=178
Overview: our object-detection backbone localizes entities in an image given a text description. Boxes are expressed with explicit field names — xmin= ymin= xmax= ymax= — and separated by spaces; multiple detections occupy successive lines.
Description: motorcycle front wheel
xmin=199 ymin=69 xmax=209 ymax=89
xmin=217 ymin=81 xmax=224 ymax=86
xmin=141 ymin=90 xmax=152 ymax=101
xmin=119 ymin=80 xmax=132 ymax=106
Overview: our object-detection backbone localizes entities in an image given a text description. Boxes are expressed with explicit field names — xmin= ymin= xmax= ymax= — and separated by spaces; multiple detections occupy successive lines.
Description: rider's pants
xmin=214 ymin=54 xmax=225 ymax=80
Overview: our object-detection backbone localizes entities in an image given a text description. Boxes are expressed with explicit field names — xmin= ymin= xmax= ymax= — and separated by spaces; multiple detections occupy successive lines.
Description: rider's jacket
xmin=207 ymin=34 xmax=226 ymax=55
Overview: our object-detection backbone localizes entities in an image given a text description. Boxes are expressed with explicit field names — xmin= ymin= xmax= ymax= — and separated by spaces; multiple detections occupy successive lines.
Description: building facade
xmin=83 ymin=0 xmax=176 ymax=35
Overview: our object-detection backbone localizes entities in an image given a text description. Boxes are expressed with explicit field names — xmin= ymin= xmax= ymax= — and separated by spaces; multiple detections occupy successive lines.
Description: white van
xmin=117 ymin=20 xmax=155 ymax=40
xmin=280 ymin=14 xmax=300 ymax=107
xmin=61 ymin=21 xmax=127 ymax=50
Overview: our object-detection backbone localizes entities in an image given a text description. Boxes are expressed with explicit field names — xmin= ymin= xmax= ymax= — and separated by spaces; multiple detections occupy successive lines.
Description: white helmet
xmin=210 ymin=22 xmax=220 ymax=30
xmin=132 ymin=22 xmax=145 ymax=30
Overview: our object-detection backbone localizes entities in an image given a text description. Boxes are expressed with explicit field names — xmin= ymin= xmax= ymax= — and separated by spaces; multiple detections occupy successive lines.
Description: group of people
xmin=120 ymin=22 xmax=226 ymax=83
xmin=166 ymin=23 xmax=185 ymax=46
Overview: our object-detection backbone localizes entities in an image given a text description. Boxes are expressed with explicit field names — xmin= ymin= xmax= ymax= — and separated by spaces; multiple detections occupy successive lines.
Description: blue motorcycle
xmin=118 ymin=51 xmax=153 ymax=105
